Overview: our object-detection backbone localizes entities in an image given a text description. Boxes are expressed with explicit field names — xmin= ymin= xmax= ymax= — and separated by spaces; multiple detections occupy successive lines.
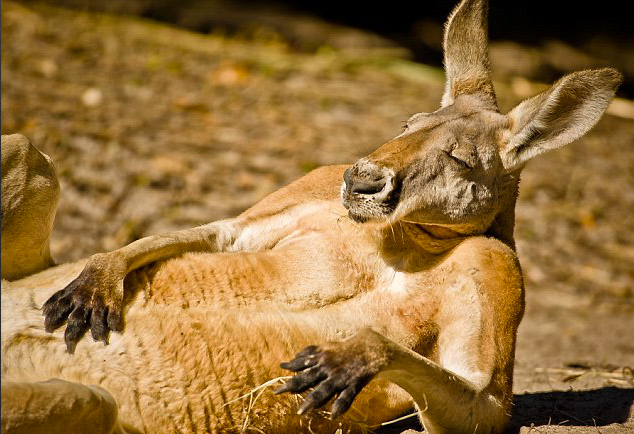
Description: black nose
xmin=351 ymin=178 xmax=388 ymax=195
xmin=344 ymin=167 xmax=389 ymax=196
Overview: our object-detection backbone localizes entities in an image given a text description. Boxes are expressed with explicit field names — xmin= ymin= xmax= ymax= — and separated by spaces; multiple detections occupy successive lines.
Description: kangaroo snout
xmin=343 ymin=165 xmax=395 ymax=200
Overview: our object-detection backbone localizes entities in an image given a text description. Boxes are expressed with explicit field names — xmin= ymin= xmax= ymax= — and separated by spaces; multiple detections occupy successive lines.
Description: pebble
xmin=81 ymin=87 xmax=103 ymax=107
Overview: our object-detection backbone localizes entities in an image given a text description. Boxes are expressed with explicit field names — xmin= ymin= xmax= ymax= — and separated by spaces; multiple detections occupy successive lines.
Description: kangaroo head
xmin=342 ymin=0 xmax=621 ymax=236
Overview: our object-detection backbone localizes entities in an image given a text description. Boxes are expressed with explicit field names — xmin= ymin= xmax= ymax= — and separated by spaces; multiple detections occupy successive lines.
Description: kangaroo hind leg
xmin=0 ymin=379 xmax=137 ymax=434
xmin=1 ymin=134 xmax=60 ymax=281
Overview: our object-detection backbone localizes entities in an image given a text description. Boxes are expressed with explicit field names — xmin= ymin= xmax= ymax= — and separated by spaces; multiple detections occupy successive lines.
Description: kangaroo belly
xmin=1 ymin=263 xmax=415 ymax=434
xmin=132 ymin=220 xmax=387 ymax=311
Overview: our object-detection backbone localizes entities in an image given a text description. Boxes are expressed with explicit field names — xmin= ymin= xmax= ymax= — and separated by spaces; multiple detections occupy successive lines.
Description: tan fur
xmin=0 ymin=1 xmax=622 ymax=433
xmin=1 ymin=379 xmax=128 ymax=434
xmin=1 ymin=134 xmax=59 ymax=280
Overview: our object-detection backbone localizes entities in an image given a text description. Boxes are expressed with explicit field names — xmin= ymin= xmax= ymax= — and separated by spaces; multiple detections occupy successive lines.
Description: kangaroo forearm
xmin=120 ymin=220 xmax=239 ymax=271
xmin=381 ymin=346 xmax=507 ymax=434
xmin=119 ymin=197 xmax=341 ymax=274
xmin=383 ymin=346 xmax=477 ymax=401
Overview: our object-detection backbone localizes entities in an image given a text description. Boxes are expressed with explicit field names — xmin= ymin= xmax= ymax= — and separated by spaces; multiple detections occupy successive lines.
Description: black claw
xmin=43 ymin=280 xmax=81 ymax=333
xmin=298 ymin=381 xmax=340 ymax=415
xmin=331 ymin=375 xmax=373 ymax=419
xmin=280 ymin=355 xmax=318 ymax=372
xmin=42 ymin=287 xmax=72 ymax=314
xmin=64 ymin=307 xmax=91 ymax=353
xmin=274 ymin=367 xmax=327 ymax=395
xmin=330 ymin=388 xmax=355 ymax=419
xmin=90 ymin=302 xmax=109 ymax=343
xmin=106 ymin=308 xmax=123 ymax=332
xmin=296 ymin=345 xmax=319 ymax=357
xmin=280 ymin=346 xmax=319 ymax=372
xmin=272 ymin=386 xmax=287 ymax=395
xmin=43 ymin=297 xmax=74 ymax=333
xmin=66 ymin=339 xmax=77 ymax=355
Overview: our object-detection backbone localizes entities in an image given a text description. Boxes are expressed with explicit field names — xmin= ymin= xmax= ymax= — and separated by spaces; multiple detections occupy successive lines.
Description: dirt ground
xmin=2 ymin=2 xmax=633 ymax=432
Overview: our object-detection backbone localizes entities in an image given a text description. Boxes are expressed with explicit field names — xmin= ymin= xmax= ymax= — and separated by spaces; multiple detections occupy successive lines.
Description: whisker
xmin=386 ymin=217 xmax=396 ymax=242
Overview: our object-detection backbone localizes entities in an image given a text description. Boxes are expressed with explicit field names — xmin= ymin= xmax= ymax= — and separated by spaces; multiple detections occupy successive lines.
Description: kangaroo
xmin=1 ymin=134 xmax=59 ymax=281
xmin=1 ymin=0 xmax=621 ymax=433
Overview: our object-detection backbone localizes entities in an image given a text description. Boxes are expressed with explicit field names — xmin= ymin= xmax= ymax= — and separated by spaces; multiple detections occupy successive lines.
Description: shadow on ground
xmin=508 ymin=387 xmax=634 ymax=431
xmin=377 ymin=387 xmax=634 ymax=433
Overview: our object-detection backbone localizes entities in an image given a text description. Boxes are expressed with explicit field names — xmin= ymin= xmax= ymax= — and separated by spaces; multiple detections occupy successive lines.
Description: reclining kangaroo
xmin=1 ymin=0 xmax=621 ymax=433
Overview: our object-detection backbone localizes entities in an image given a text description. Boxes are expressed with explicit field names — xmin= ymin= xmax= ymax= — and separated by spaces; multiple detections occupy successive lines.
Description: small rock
xmin=81 ymin=87 xmax=103 ymax=107
xmin=37 ymin=58 xmax=58 ymax=78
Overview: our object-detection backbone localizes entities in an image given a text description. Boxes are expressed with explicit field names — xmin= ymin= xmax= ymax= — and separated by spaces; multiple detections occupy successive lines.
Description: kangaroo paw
xmin=276 ymin=329 xmax=389 ymax=419
xmin=42 ymin=253 xmax=126 ymax=353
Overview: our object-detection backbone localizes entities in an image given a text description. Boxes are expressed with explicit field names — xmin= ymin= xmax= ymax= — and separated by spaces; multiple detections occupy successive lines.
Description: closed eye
xmin=446 ymin=151 xmax=472 ymax=169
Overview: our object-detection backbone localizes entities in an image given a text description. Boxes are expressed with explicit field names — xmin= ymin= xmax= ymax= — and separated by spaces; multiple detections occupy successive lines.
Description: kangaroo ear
xmin=500 ymin=68 xmax=622 ymax=172
xmin=441 ymin=0 xmax=496 ymax=108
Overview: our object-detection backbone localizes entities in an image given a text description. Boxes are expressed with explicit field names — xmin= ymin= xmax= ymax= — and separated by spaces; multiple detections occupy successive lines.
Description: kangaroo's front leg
xmin=42 ymin=165 xmax=346 ymax=351
xmin=42 ymin=220 xmax=239 ymax=352
xmin=278 ymin=328 xmax=510 ymax=434
xmin=42 ymin=207 xmax=311 ymax=352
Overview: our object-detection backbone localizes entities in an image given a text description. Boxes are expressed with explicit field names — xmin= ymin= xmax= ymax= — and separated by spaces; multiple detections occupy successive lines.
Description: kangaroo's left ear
xmin=441 ymin=0 xmax=497 ymax=109
xmin=500 ymin=68 xmax=622 ymax=172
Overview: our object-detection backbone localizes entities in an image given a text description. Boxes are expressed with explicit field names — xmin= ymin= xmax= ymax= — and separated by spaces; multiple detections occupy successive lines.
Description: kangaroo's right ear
xmin=500 ymin=68 xmax=622 ymax=172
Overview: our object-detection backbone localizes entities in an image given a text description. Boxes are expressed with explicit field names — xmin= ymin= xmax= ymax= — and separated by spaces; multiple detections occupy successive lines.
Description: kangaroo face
xmin=341 ymin=0 xmax=621 ymax=235
xmin=342 ymin=97 xmax=508 ymax=233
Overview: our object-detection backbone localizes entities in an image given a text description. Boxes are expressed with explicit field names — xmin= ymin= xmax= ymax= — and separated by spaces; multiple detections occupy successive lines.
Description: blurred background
xmin=2 ymin=1 xmax=633 ymax=431
xmin=24 ymin=0 xmax=634 ymax=97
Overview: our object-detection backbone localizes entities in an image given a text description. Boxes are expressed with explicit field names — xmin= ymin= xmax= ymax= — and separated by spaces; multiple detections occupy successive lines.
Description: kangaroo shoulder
xmin=240 ymin=165 xmax=348 ymax=219
xmin=452 ymin=236 xmax=524 ymax=295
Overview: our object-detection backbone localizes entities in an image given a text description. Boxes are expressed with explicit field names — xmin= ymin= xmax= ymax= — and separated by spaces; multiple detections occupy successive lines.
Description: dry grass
xmin=533 ymin=366 xmax=634 ymax=388
xmin=224 ymin=375 xmax=424 ymax=434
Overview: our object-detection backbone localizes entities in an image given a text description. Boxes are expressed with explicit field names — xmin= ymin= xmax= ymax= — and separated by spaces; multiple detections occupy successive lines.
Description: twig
xmin=533 ymin=367 xmax=634 ymax=385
